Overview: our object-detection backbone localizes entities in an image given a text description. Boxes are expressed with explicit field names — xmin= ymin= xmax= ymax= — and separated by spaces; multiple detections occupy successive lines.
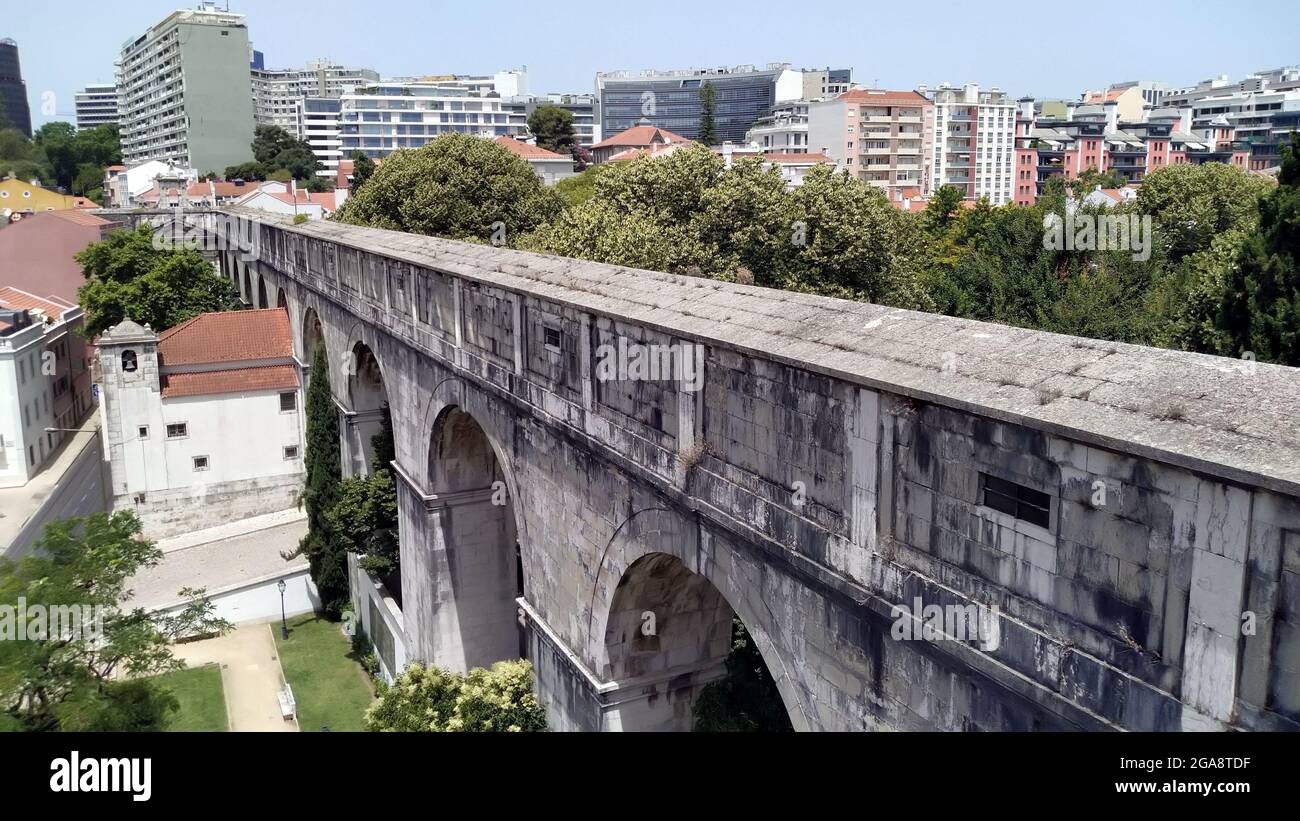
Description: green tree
xmin=31 ymin=122 xmax=120 ymax=191
xmin=328 ymin=404 xmax=399 ymax=579
xmin=527 ymin=104 xmax=577 ymax=154
xmin=224 ymin=161 xmax=268 ymax=181
xmin=251 ymin=124 xmax=300 ymax=166
xmin=349 ymin=151 xmax=375 ymax=191
xmin=365 ymin=660 xmax=547 ymax=732
xmin=335 ymin=133 xmax=565 ymax=244
xmin=926 ymin=184 xmax=967 ymax=229
xmin=1137 ymin=161 xmax=1274 ymax=264
xmin=0 ymin=511 xmax=230 ymax=732
xmin=75 ymin=226 xmax=240 ymax=338
xmin=1218 ymin=131 xmax=1300 ymax=364
xmin=297 ymin=346 xmax=349 ymax=617
xmin=526 ymin=145 xmax=932 ymax=308
xmin=692 ymin=619 xmax=793 ymax=732
xmin=697 ymin=81 xmax=718 ymax=146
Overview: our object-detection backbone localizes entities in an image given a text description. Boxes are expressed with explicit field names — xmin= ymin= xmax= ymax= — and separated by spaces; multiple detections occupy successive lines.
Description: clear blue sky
xmin=8 ymin=0 xmax=1298 ymax=128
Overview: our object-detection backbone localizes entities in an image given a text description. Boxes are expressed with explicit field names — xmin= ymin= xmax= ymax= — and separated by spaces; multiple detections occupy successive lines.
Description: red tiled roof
xmin=493 ymin=136 xmax=569 ymax=160
xmin=592 ymin=124 xmax=690 ymax=149
xmin=158 ymin=308 xmax=293 ymax=366
xmin=106 ymin=164 xmax=126 ymax=171
xmin=160 ymin=364 xmax=299 ymax=398
xmin=837 ymin=89 xmax=931 ymax=107
xmin=0 ymin=286 xmax=73 ymax=320
xmin=48 ymin=209 xmax=111 ymax=227
xmin=186 ymin=180 xmax=256 ymax=198
xmin=266 ymin=190 xmax=337 ymax=211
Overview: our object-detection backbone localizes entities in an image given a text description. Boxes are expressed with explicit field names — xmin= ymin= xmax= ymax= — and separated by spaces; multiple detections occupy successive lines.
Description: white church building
xmin=96 ymin=309 xmax=306 ymax=537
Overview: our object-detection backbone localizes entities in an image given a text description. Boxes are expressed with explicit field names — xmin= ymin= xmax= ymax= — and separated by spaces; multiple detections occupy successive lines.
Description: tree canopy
xmin=76 ymin=226 xmax=241 ymax=338
xmin=527 ymin=104 xmax=577 ymax=155
xmin=365 ymin=660 xmax=546 ymax=732
xmin=334 ymin=133 xmax=565 ymax=243
xmin=0 ymin=511 xmax=229 ymax=732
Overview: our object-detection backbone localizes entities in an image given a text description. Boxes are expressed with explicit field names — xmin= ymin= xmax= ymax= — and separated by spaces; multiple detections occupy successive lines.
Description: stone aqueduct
xmin=160 ymin=208 xmax=1299 ymax=731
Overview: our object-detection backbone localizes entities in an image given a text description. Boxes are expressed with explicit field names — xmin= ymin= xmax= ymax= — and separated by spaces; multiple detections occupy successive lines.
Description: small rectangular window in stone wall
xmin=524 ymin=304 xmax=583 ymax=403
xmin=981 ymin=472 xmax=1051 ymax=528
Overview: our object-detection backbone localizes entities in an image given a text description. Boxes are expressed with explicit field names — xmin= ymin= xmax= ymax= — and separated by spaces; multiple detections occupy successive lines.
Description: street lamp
xmin=277 ymin=579 xmax=288 ymax=640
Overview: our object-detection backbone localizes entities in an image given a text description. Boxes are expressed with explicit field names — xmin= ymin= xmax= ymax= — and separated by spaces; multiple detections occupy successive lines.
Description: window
xmin=193 ymin=456 xmax=209 ymax=471
xmin=121 ymin=350 xmax=138 ymax=372
xmin=166 ymin=422 xmax=188 ymax=438
xmin=283 ymin=445 xmax=300 ymax=460
xmin=279 ymin=391 xmax=297 ymax=412
xmin=981 ymin=473 xmax=1051 ymax=529
xmin=544 ymin=326 xmax=562 ymax=350
xmin=138 ymin=426 xmax=149 ymax=439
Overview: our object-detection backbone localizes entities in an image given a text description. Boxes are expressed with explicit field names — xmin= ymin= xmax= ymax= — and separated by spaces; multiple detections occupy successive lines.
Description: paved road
xmin=1 ymin=419 xmax=108 ymax=560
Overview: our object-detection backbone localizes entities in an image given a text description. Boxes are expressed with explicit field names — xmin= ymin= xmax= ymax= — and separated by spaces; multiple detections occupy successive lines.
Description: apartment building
xmin=801 ymin=68 xmax=854 ymax=100
xmin=302 ymin=97 xmax=345 ymax=178
xmin=1013 ymin=100 xmax=1251 ymax=205
xmin=0 ymin=290 xmax=93 ymax=488
xmin=920 ymin=83 xmax=1017 ymax=204
xmin=339 ymin=80 xmax=530 ymax=160
xmin=808 ymin=89 xmax=933 ymax=199
xmin=745 ymin=100 xmax=811 ymax=154
xmin=74 ymin=84 xmax=119 ymax=130
xmin=116 ymin=4 xmax=256 ymax=173
xmin=596 ymin=63 xmax=805 ymax=144
xmin=1163 ymin=66 xmax=1300 ymax=169
xmin=251 ymin=59 xmax=379 ymax=139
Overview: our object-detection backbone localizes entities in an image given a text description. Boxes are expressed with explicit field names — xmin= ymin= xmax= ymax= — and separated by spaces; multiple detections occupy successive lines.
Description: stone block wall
xmin=208 ymin=213 xmax=1300 ymax=732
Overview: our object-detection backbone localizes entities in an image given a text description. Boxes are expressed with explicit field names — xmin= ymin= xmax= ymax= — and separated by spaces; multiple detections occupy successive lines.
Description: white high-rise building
xmin=251 ymin=59 xmax=379 ymax=139
xmin=115 ymin=4 xmax=255 ymax=173
xmin=921 ymin=83 xmax=1017 ymax=205
xmin=74 ymin=84 xmax=119 ymax=130
xmin=339 ymin=79 xmax=530 ymax=161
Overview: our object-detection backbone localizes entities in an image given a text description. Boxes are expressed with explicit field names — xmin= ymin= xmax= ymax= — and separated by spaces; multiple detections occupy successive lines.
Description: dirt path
xmin=173 ymin=624 xmax=299 ymax=732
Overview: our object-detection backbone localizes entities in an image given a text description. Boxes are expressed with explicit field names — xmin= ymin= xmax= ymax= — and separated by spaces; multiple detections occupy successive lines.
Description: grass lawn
xmin=156 ymin=664 xmax=229 ymax=732
xmin=273 ymin=614 xmax=375 ymax=732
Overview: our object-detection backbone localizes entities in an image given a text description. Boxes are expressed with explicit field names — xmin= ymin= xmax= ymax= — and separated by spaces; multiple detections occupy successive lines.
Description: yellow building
xmin=0 ymin=177 xmax=96 ymax=215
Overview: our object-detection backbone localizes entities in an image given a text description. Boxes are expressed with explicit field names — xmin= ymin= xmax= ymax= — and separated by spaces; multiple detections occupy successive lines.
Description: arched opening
xmin=301 ymin=307 xmax=324 ymax=365
xmin=121 ymin=350 xmax=138 ymax=373
xmin=257 ymin=276 xmax=269 ymax=310
xmin=339 ymin=340 xmax=401 ymax=602
xmin=241 ymin=267 xmax=251 ymax=304
xmin=603 ymin=552 xmax=794 ymax=732
xmin=346 ymin=342 xmax=389 ymax=475
xmin=276 ymin=287 xmax=287 ymax=309
xmin=427 ymin=406 xmax=524 ymax=669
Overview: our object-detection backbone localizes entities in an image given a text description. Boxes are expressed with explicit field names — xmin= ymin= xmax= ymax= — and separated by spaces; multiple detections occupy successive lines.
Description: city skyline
xmin=5 ymin=0 xmax=1299 ymax=129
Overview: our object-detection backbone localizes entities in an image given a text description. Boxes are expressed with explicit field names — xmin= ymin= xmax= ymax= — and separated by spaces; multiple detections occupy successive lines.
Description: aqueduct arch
xmin=418 ymin=405 xmax=524 ymax=671
xmin=346 ymin=340 xmax=389 ymax=476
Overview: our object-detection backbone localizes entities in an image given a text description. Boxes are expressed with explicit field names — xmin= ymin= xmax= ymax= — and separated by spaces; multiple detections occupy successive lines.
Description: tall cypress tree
xmin=697 ymin=82 xmax=718 ymax=146
xmin=300 ymin=345 xmax=349 ymax=616
xmin=1220 ymin=131 xmax=1300 ymax=365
